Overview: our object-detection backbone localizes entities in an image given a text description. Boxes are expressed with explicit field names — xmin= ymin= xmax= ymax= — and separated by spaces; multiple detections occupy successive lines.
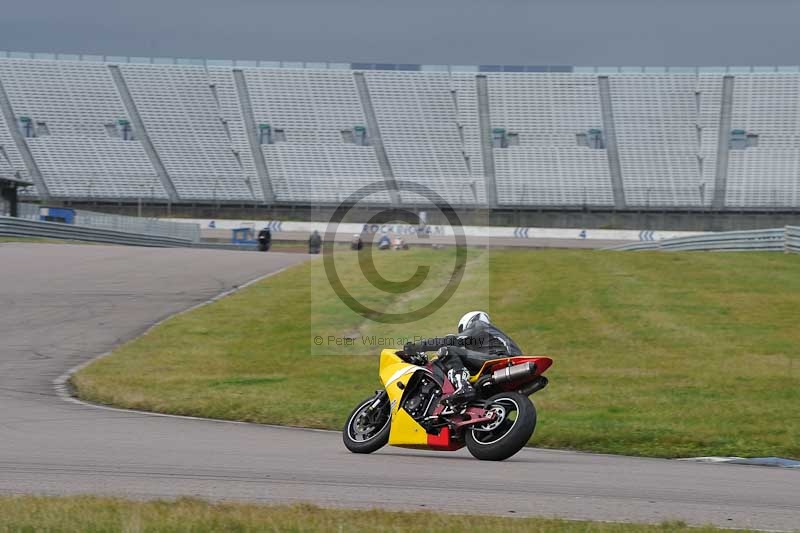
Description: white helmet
xmin=458 ymin=311 xmax=490 ymax=333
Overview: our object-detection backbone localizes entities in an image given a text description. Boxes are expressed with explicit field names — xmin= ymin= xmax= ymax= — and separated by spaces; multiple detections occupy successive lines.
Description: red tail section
xmin=486 ymin=356 xmax=552 ymax=391
xmin=487 ymin=356 xmax=552 ymax=376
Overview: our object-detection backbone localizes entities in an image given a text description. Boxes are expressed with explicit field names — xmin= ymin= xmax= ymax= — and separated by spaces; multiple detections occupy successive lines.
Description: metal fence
xmin=18 ymin=203 xmax=200 ymax=242
xmin=17 ymin=202 xmax=40 ymax=220
xmin=0 ymin=217 xmax=194 ymax=247
xmin=787 ymin=226 xmax=800 ymax=253
xmin=608 ymin=241 xmax=661 ymax=251
xmin=610 ymin=227 xmax=800 ymax=253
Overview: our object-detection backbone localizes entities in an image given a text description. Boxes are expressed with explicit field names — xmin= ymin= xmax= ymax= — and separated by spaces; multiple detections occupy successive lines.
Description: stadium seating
xmin=243 ymin=68 xmax=390 ymax=204
xmin=727 ymin=74 xmax=800 ymax=208
xmin=0 ymin=118 xmax=25 ymax=179
xmin=0 ymin=55 xmax=799 ymax=209
xmin=697 ymin=74 xmax=723 ymax=206
xmin=610 ymin=74 xmax=708 ymax=207
xmin=0 ymin=59 xmax=167 ymax=199
xmin=451 ymin=72 xmax=485 ymax=200
xmin=365 ymin=71 xmax=485 ymax=205
xmin=487 ymin=73 xmax=613 ymax=206
xmin=118 ymin=64 xmax=253 ymax=201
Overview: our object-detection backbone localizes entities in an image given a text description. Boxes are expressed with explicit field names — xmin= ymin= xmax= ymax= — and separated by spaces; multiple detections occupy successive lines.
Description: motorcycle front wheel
xmin=342 ymin=392 xmax=391 ymax=454
xmin=465 ymin=391 xmax=536 ymax=461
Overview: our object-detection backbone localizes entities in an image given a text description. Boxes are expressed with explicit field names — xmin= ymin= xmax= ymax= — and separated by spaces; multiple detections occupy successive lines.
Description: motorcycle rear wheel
xmin=342 ymin=393 xmax=391 ymax=454
xmin=465 ymin=391 xmax=536 ymax=461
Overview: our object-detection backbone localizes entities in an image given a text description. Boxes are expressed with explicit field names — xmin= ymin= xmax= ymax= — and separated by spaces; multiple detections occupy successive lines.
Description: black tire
xmin=465 ymin=391 xmax=536 ymax=461
xmin=342 ymin=393 xmax=391 ymax=454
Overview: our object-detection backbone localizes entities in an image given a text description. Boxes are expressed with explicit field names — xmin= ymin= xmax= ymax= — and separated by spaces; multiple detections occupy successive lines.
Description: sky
xmin=1 ymin=0 xmax=798 ymax=66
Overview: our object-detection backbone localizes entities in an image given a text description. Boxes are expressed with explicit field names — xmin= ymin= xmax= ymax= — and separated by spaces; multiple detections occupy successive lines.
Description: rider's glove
xmin=409 ymin=353 xmax=428 ymax=366
xmin=397 ymin=342 xmax=416 ymax=359
xmin=403 ymin=342 xmax=419 ymax=357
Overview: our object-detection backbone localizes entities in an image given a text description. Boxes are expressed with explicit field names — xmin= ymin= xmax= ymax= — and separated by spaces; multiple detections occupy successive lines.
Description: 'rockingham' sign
xmin=361 ymin=224 xmax=445 ymax=236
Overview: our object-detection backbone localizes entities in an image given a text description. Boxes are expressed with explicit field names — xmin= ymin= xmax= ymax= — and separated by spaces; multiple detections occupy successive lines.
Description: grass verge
xmin=73 ymin=248 xmax=800 ymax=458
xmin=0 ymin=236 xmax=80 ymax=243
xmin=0 ymin=495 xmax=750 ymax=532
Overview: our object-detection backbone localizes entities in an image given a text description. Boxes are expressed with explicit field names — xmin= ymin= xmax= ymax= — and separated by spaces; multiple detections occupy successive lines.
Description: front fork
xmin=363 ymin=390 xmax=389 ymax=424
xmin=369 ymin=390 xmax=387 ymax=409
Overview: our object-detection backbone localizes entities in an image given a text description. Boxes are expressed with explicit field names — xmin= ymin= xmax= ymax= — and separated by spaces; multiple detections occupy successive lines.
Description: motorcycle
xmin=343 ymin=348 xmax=552 ymax=461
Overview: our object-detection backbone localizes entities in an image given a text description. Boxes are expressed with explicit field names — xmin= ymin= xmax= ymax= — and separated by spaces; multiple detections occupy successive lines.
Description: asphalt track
xmin=0 ymin=243 xmax=798 ymax=531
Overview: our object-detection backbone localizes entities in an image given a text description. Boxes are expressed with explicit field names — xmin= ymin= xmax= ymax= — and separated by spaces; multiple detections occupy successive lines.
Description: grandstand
xmin=1 ymin=52 xmax=799 ymax=213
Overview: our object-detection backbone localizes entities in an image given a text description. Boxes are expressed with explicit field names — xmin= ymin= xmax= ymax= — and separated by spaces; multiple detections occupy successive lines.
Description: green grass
xmin=0 ymin=495 xmax=751 ymax=532
xmin=73 ymin=248 xmax=800 ymax=459
xmin=0 ymin=236 xmax=78 ymax=243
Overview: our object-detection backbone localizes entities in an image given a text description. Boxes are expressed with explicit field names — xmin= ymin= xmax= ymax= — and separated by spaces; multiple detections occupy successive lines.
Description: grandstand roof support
xmin=597 ymin=76 xmax=627 ymax=210
xmin=353 ymin=72 xmax=401 ymax=207
xmin=107 ymin=64 xmax=179 ymax=203
xmin=476 ymin=75 xmax=498 ymax=208
xmin=232 ymin=69 xmax=275 ymax=204
xmin=712 ymin=76 xmax=734 ymax=209
xmin=0 ymin=78 xmax=50 ymax=200
xmin=0 ymin=174 xmax=32 ymax=217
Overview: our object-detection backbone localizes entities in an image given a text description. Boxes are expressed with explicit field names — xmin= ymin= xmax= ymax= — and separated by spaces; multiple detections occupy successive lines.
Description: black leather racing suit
xmin=404 ymin=323 xmax=523 ymax=376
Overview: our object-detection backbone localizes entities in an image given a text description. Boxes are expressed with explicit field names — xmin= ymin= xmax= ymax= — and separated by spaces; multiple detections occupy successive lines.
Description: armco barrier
xmin=0 ymin=217 xmax=194 ymax=247
xmin=610 ymin=227 xmax=800 ymax=253
xmin=659 ymin=228 xmax=785 ymax=252
xmin=608 ymin=241 xmax=661 ymax=251
xmin=787 ymin=226 xmax=800 ymax=253
xmin=19 ymin=203 xmax=201 ymax=242
xmin=73 ymin=209 xmax=200 ymax=242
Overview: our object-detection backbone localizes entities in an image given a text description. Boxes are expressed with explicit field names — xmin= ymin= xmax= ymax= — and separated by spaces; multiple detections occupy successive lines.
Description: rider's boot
xmin=445 ymin=367 xmax=476 ymax=407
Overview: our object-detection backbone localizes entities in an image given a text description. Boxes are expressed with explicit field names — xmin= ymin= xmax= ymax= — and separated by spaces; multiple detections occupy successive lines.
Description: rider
xmin=402 ymin=311 xmax=522 ymax=406
xmin=377 ymin=232 xmax=392 ymax=250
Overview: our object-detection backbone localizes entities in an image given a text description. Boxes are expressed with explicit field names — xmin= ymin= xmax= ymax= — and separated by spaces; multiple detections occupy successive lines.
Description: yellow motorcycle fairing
xmin=379 ymin=349 xmax=434 ymax=448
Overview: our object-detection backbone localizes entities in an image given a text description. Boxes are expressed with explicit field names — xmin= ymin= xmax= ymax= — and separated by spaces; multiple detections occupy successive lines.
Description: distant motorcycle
xmin=343 ymin=348 xmax=552 ymax=461
xmin=377 ymin=235 xmax=391 ymax=250
xmin=392 ymin=237 xmax=409 ymax=250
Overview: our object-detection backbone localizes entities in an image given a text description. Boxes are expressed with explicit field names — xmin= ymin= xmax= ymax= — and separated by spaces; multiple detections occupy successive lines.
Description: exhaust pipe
xmin=491 ymin=362 xmax=537 ymax=385
xmin=519 ymin=376 xmax=548 ymax=396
